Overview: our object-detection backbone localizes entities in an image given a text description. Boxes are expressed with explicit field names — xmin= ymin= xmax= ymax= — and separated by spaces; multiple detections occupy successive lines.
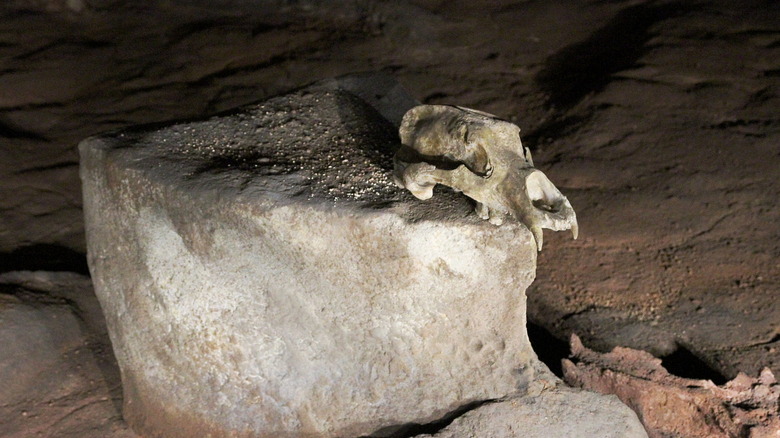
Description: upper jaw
xmin=509 ymin=168 xmax=579 ymax=251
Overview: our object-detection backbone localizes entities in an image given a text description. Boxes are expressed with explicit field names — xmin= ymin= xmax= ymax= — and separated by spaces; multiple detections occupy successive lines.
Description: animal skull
xmin=393 ymin=104 xmax=578 ymax=251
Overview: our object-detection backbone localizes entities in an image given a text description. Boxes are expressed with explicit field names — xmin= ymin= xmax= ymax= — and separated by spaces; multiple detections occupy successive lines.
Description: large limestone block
xmin=80 ymin=78 xmax=540 ymax=438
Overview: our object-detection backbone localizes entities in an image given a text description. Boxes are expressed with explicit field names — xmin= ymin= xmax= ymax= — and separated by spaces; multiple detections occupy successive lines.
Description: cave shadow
xmin=526 ymin=321 xmax=570 ymax=377
xmin=662 ymin=344 xmax=727 ymax=385
xmin=362 ymin=399 xmax=495 ymax=438
xmin=0 ymin=244 xmax=89 ymax=274
xmin=525 ymin=2 xmax=688 ymax=150
xmin=535 ymin=2 xmax=687 ymax=110
xmin=0 ymin=273 xmax=126 ymax=415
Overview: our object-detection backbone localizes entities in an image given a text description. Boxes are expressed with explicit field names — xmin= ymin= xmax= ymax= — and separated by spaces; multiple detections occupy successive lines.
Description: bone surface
xmin=394 ymin=105 xmax=578 ymax=250
xmin=79 ymin=75 xmax=644 ymax=438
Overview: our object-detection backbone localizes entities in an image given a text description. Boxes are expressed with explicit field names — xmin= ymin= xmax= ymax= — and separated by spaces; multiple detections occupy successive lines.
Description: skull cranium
xmin=393 ymin=104 xmax=578 ymax=251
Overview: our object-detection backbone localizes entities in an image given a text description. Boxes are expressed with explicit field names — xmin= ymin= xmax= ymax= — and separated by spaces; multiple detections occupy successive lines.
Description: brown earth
xmin=1 ymin=0 xmax=778 ymax=436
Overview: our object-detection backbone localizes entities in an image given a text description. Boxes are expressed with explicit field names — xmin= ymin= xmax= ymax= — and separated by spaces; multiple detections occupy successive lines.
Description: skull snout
xmin=520 ymin=170 xmax=579 ymax=250
xmin=395 ymin=104 xmax=579 ymax=251
xmin=526 ymin=171 xmax=568 ymax=214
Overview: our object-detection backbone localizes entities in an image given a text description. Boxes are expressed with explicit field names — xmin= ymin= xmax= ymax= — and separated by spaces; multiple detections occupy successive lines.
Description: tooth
xmin=411 ymin=185 xmax=434 ymax=200
xmin=531 ymin=225 xmax=544 ymax=251
xmin=475 ymin=202 xmax=489 ymax=220
xmin=571 ymin=221 xmax=579 ymax=240
xmin=489 ymin=214 xmax=504 ymax=226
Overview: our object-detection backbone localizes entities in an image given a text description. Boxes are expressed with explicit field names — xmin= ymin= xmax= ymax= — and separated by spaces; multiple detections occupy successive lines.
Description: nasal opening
xmin=526 ymin=171 xmax=564 ymax=213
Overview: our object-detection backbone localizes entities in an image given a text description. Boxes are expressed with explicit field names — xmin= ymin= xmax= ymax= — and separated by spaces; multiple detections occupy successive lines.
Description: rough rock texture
xmin=563 ymin=334 xmax=780 ymax=438
xmin=3 ymin=0 xmax=780 ymax=435
xmin=423 ymin=385 xmax=648 ymax=438
xmin=0 ymin=271 xmax=133 ymax=438
xmin=80 ymin=83 xmax=546 ymax=438
xmin=1 ymin=0 xmax=778 ymax=382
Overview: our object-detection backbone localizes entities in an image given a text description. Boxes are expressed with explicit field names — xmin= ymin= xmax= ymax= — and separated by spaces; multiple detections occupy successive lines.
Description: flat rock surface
xmin=422 ymin=387 xmax=648 ymax=438
xmin=91 ymin=86 xmax=477 ymax=223
xmin=1 ymin=0 xmax=779 ymax=436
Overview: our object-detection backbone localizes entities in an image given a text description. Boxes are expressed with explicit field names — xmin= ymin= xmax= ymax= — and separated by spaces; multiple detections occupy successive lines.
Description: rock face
xmin=80 ymin=78 xmax=542 ymax=438
xmin=424 ymin=385 xmax=649 ymax=438
xmin=0 ymin=271 xmax=134 ymax=438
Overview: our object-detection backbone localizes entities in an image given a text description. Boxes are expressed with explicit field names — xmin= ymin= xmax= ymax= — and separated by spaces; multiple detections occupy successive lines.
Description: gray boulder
xmin=79 ymin=75 xmax=646 ymax=438
xmin=420 ymin=385 xmax=648 ymax=438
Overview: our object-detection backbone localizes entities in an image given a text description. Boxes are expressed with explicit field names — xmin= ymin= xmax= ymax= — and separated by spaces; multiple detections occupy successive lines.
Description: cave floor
xmin=0 ymin=0 xmax=778 ymax=436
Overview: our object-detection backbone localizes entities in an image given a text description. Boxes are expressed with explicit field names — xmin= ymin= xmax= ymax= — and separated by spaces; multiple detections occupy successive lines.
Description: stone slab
xmin=80 ymin=78 xmax=540 ymax=437
xmin=422 ymin=386 xmax=648 ymax=438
